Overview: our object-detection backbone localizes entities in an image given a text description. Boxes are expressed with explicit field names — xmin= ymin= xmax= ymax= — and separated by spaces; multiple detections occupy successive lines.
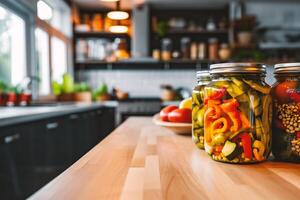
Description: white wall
xmin=76 ymin=67 xmax=276 ymax=97
xmin=245 ymin=1 xmax=300 ymax=28
xmin=76 ymin=70 xmax=196 ymax=97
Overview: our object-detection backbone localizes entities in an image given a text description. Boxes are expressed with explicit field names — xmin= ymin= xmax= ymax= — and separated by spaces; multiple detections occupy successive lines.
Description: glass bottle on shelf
xmin=208 ymin=38 xmax=219 ymax=60
xmin=181 ymin=37 xmax=191 ymax=59
xmin=198 ymin=42 xmax=206 ymax=60
xmin=161 ymin=38 xmax=172 ymax=61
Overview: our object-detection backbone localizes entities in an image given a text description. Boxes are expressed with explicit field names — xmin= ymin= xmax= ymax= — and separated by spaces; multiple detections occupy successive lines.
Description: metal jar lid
xmin=196 ymin=70 xmax=211 ymax=80
xmin=274 ymin=63 xmax=300 ymax=74
xmin=210 ymin=63 xmax=266 ymax=74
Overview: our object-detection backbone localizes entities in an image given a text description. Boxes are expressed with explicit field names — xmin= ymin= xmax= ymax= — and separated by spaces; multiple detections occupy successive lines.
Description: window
xmin=0 ymin=4 xmax=26 ymax=85
xmin=51 ymin=36 xmax=67 ymax=82
xmin=35 ymin=0 xmax=71 ymax=96
xmin=35 ymin=28 xmax=50 ymax=95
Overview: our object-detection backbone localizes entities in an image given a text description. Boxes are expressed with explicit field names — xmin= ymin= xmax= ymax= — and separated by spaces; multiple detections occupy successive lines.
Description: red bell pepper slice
xmin=220 ymin=99 xmax=240 ymax=112
xmin=296 ymin=131 xmax=300 ymax=139
xmin=240 ymin=133 xmax=253 ymax=159
xmin=207 ymin=87 xmax=226 ymax=101
xmin=275 ymin=119 xmax=285 ymax=129
xmin=240 ymin=112 xmax=251 ymax=129
xmin=227 ymin=111 xmax=242 ymax=132
xmin=211 ymin=117 xmax=229 ymax=134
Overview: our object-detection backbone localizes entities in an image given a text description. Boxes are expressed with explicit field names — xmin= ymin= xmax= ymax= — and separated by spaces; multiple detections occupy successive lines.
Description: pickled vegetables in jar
xmin=204 ymin=63 xmax=272 ymax=163
xmin=192 ymin=71 xmax=211 ymax=149
xmin=272 ymin=63 xmax=300 ymax=163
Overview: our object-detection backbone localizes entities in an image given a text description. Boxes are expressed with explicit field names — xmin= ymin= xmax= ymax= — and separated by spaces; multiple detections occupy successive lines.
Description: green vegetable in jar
xmin=192 ymin=71 xmax=211 ymax=150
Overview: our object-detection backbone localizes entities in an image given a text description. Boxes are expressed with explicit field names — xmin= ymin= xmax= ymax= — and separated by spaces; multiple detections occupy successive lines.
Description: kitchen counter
xmin=29 ymin=117 xmax=299 ymax=200
xmin=0 ymin=101 xmax=118 ymax=127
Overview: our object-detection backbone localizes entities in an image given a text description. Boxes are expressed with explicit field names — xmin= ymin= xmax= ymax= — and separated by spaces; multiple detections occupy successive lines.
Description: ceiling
xmin=73 ymin=0 xmax=231 ymax=10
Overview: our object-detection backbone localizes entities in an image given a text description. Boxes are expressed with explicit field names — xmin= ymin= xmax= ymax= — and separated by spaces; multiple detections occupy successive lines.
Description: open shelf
xmin=74 ymin=59 xmax=224 ymax=70
xmin=74 ymin=31 xmax=130 ymax=38
xmin=163 ymin=29 xmax=228 ymax=35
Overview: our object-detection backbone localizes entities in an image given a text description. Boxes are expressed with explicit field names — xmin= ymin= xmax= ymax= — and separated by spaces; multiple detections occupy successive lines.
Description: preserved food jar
xmin=204 ymin=63 xmax=272 ymax=163
xmin=192 ymin=71 xmax=211 ymax=149
xmin=272 ymin=63 xmax=300 ymax=163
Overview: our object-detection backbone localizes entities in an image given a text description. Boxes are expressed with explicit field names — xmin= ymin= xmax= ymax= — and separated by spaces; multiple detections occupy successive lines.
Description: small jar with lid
xmin=272 ymin=63 xmax=300 ymax=163
xmin=192 ymin=71 xmax=211 ymax=149
xmin=161 ymin=38 xmax=172 ymax=61
xmin=204 ymin=63 xmax=272 ymax=163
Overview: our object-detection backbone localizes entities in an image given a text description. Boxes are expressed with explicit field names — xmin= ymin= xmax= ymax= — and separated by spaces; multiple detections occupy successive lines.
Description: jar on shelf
xmin=114 ymin=38 xmax=129 ymax=60
xmin=190 ymin=42 xmax=198 ymax=60
xmin=272 ymin=63 xmax=300 ymax=163
xmin=218 ymin=43 xmax=231 ymax=60
xmin=192 ymin=71 xmax=211 ymax=149
xmin=208 ymin=38 xmax=219 ymax=60
xmin=180 ymin=37 xmax=191 ymax=59
xmin=198 ymin=42 xmax=206 ymax=59
xmin=161 ymin=38 xmax=172 ymax=61
xmin=152 ymin=49 xmax=160 ymax=60
xmin=92 ymin=14 xmax=103 ymax=31
xmin=204 ymin=63 xmax=272 ymax=163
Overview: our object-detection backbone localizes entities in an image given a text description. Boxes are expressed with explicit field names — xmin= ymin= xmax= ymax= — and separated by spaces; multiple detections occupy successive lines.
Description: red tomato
xmin=275 ymin=81 xmax=297 ymax=102
xmin=160 ymin=105 xmax=178 ymax=121
xmin=168 ymin=108 xmax=192 ymax=123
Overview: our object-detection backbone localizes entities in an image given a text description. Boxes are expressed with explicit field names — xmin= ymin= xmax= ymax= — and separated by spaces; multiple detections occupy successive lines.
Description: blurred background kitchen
xmin=1 ymin=0 xmax=300 ymax=199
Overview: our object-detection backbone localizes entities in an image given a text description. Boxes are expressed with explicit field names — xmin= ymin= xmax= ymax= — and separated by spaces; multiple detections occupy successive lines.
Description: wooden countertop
xmin=29 ymin=117 xmax=300 ymax=200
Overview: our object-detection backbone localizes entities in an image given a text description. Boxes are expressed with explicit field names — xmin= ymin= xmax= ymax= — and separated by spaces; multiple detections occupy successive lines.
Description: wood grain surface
xmin=29 ymin=117 xmax=300 ymax=200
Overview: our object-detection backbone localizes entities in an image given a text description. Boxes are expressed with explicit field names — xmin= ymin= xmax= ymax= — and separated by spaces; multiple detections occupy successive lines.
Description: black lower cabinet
xmin=0 ymin=123 xmax=35 ymax=200
xmin=0 ymin=107 xmax=115 ymax=200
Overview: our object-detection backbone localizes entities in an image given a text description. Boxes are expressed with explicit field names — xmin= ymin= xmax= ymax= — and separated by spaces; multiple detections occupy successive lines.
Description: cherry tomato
xmin=168 ymin=108 xmax=192 ymax=123
xmin=160 ymin=105 xmax=178 ymax=121
xmin=274 ymin=81 xmax=297 ymax=102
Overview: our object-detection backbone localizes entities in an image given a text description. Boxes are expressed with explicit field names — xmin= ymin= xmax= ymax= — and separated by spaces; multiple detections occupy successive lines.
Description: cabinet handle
xmin=46 ymin=122 xmax=59 ymax=130
xmin=70 ymin=114 xmax=79 ymax=120
xmin=4 ymin=133 xmax=20 ymax=144
xmin=96 ymin=110 xmax=102 ymax=115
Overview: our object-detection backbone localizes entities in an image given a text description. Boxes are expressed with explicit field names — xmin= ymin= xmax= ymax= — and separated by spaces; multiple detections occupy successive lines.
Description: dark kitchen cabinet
xmin=0 ymin=106 xmax=116 ymax=200
xmin=31 ymin=116 xmax=73 ymax=189
xmin=0 ymin=123 xmax=35 ymax=200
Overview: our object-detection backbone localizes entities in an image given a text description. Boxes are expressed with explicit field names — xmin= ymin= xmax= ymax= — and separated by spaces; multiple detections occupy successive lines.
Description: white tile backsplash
xmin=76 ymin=70 xmax=196 ymax=97
xmin=75 ymin=66 xmax=275 ymax=97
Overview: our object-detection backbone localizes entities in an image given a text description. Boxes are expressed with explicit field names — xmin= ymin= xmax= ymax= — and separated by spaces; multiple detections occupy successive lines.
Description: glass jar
xmin=192 ymin=71 xmax=211 ymax=149
xmin=204 ymin=63 xmax=272 ymax=163
xmin=161 ymin=38 xmax=172 ymax=61
xmin=208 ymin=38 xmax=218 ymax=60
xmin=272 ymin=63 xmax=300 ymax=163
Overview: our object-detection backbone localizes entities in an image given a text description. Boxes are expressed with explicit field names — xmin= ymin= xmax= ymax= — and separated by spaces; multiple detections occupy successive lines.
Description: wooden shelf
xmin=74 ymin=59 xmax=219 ymax=70
xmin=164 ymin=29 xmax=228 ymax=35
xmin=74 ymin=31 xmax=130 ymax=39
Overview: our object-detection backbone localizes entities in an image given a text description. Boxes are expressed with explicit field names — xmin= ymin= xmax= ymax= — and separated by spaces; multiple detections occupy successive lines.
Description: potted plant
xmin=74 ymin=82 xmax=92 ymax=102
xmin=0 ymin=81 xmax=7 ymax=106
xmin=53 ymin=73 xmax=75 ymax=102
xmin=235 ymin=16 xmax=256 ymax=46
xmin=93 ymin=82 xmax=112 ymax=101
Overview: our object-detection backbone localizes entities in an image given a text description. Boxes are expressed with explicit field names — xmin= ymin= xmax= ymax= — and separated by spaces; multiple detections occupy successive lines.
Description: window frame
xmin=36 ymin=17 xmax=71 ymax=97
